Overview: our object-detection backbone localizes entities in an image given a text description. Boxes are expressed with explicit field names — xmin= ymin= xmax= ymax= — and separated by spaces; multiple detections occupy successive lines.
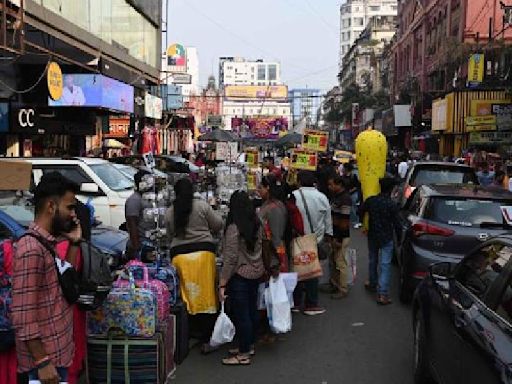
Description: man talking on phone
xmin=11 ymin=172 xmax=82 ymax=384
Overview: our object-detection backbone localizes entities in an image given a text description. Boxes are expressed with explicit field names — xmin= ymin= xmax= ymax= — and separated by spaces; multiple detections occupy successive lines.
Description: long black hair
xmin=261 ymin=174 xmax=285 ymax=202
xmin=226 ymin=190 xmax=260 ymax=252
xmin=173 ymin=178 xmax=194 ymax=237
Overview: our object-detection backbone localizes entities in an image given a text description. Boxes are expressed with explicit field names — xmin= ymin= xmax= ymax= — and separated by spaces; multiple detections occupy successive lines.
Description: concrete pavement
xmin=171 ymin=230 xmax=414 ymax=384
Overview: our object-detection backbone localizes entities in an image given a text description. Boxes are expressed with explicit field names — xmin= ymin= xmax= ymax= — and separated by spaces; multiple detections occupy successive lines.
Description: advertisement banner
xmin=247 ymin=172 xmax=257 ymax=190
xmin=47 ymin=61 xmax=63 ymax=101
xmin=432 ymin=98 xmax=447 ymax=131
xmin=215 ymin=142 xmax=238 ymax=161
xmin=167 ymin=43 xmax=187 ymax=73
xmin=231 ymin=117 xmax=288 ymax=139
xmin=105 ymin=116 xmax=130 ymax=138
xmin=465 ymin=115 xmax=497 ymax=126
xmin=145 ymin=93 xmax=163 ymax=119
xmin=245 ymin=149 xmax=259 ymax=167
xmin=469 ymin=131 xmax=512 ymax=144
xmin=470 ymin=100 xmax=512 ymax=131
xmin=302 ymin=129 xmax=329 ymax=152
xmin=291 ymin=149 xmax=318 ymax=171
xmin=467 ymin=54 xmax=485 ymax=87
xmin=224 ymin=85 xmax=288 ymax=100
xmin=48 ymin=74 xmax=134 ymax=113
xmin=166 ymin=95 xmax=183 ymax=110
xmin=466 ymin=124 xmax=497 ymax=132
xmin=171 ymin=73 xmax=192 ymax=84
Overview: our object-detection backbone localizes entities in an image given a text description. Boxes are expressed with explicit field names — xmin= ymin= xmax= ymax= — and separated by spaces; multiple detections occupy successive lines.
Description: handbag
xmin=299 ymin=190 xmax=332 ymax=261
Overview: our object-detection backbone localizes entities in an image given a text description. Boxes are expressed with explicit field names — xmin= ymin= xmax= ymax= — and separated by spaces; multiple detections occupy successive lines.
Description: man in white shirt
xmin=398 ymin=157 xmax=409 ymax=179
xmin=293 ymin=171 xmax=333 ymax=316
xmin=60 ymin=75 xmax=86 ymax=106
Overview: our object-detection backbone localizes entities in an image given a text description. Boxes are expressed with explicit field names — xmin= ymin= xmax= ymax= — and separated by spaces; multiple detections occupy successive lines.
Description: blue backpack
xmin=0 ymin=240 xmax=15 ymax=352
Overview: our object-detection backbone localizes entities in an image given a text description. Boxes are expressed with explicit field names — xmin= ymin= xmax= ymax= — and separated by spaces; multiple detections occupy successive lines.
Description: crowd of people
xmin=0 ymin=153 xmax=404 ymax=383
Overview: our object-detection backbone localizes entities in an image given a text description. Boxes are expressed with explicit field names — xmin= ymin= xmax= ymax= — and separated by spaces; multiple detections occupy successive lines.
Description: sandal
xmin=222 ymin=354 xmax=251 ymax=366
xmin=376 ymin=295 xmax=392 ymax=305
xmin=228 ymin=347 xmax=255 ymax=356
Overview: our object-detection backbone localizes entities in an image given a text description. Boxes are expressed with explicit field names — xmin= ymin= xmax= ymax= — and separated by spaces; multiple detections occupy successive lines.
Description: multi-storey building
xmin=339 ymin=0 xmax=398 ymax=68
xmin=289 ymin=89 xmax=322 ymax=126
xmin=219 ymin=57 xmax=281 ymax=89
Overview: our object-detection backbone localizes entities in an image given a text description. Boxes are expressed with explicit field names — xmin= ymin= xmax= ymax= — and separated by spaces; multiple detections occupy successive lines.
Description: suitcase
xmin=115 ymin=260 xmax=170 ymax=323
xmin=131 ymin=261 xmax=180 ymax=306
xmin=159 ymin=317 xmax=176 ymax=381
xmin=171 ymin=302 xmax=189 ymax=365
xmin=87 ymin=274 xmax=157 ymax=337
xmin=87 ymin=332 xmax=165 ymax=384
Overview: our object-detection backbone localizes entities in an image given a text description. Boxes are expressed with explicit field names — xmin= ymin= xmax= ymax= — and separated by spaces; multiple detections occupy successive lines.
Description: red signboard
xmin=106 ymin=117 xmax=130 ymax=137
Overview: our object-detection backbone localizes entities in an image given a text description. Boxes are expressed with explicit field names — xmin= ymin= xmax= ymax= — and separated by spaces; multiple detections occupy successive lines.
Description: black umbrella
xmin=275 ymin=132 xmax=302 ymax=147
xmin=198 ymin=129 xmax=239 ymax=142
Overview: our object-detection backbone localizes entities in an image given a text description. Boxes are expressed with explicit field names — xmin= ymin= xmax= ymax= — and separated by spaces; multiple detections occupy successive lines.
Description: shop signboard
xmin=0 ymin=103 xmax=8 ymax=133
xmin=470 ymin=99 xmax=512 ymax=131
xmin=207 ymin=115 xmax=223 ymax=127
xmin=432 ymin=98 xmax=447 ymax=131
xmin=465 ymin=115 xmax=497 ymax=126
xmin=215 ymin=142 xmax=238 ymax=161
xmin=145 ymin=93 xmax=163 ymax=119
xmin=166 ymin=43 xmax=187 ymax=73
xmin=247 ymin=172 xmax=257 ymax=190
xmin=245 ymin=149 xmax=259 ymax=167
xmin=467 ymin=54 xmax=485 ymax=88
xmin=47 ymin=61 xmax=63 ymax=101
xmin=170 ymin=74 xmax=192 ymax=84
xmin=105 ymin=116 xmax=130 ymax=138
xmin=469 ymin=131 xmax=512 ymax=144
xmin=48 ymin=74 xmax=134 ymax=113
xmin=465 ymin=124 xmax=496 ymax=132
xmin=302 ymin=129 xmax=329 ymax=152
xmin=224 ymin=85 xmax=288 ymax=100
xmin=166 ymin=95 xmax=183 ymax=110
xmin=290 ymin=149 xmax=318 ymax=171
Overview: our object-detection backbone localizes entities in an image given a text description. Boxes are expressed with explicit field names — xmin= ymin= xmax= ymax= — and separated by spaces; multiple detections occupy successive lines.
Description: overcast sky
xmin=167 ymin=0 xmax=341 ymax=92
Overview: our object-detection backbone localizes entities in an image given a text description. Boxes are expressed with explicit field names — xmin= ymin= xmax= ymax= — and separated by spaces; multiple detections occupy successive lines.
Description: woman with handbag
xmin=218 ymin=191 xmax=264 ymax=366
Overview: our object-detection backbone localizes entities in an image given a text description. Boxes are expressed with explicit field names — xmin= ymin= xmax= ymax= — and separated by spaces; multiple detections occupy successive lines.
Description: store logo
xmin=18 ymin=108 xmax=35 ymax=127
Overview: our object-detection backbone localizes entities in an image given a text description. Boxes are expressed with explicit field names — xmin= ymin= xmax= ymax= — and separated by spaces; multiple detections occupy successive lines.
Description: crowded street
xmin=172 ymin=229 xmax=414 ymax=384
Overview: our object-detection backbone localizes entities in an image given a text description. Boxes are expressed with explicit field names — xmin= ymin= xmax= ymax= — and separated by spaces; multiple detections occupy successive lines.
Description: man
xmin=328 ymin=175 xmax=352 ymax=299
xmin=361 ymin=177 xmax=400 ymax=305
xmin=263 ymin=156 xmax=282 ymax=181
xmin=398 ymin=156 xmax=409 ymax=180
xmin=488 ymin=170 xmax=506 ymax=191
xmin=342 ymin=162 xmax=361 ymax=228
xmin=60 ymin=75 xmax=85 ymax=106
xmin=125 ymin=169 xmax=153 ymax=260
xmin=11 ymin=172 xmax=82 ymax=384
xmin=293 ymin=171 xmax=333 ymax=315
xmin=477 ymin=162 xmax=495 ymax=187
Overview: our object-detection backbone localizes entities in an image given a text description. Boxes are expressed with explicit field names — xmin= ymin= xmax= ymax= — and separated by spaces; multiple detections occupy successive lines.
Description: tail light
xmin=412 ymin=221 xmax=455 ymax=237
xmin=404 ymin=185 xmax=415 ymax=199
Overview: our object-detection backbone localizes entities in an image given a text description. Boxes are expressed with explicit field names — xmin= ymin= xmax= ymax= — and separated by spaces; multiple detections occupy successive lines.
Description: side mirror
xmin=429 ymin=262 xmax=452 ymax=281
xmin=80 ymin=183 xmax=99 ymax=194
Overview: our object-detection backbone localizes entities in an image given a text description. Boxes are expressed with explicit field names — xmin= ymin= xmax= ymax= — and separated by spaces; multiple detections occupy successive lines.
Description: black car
xmin=413 ymin=236 xmax=512 ymax=384
xmin=395 ymin=184 xmax=512 ymax=303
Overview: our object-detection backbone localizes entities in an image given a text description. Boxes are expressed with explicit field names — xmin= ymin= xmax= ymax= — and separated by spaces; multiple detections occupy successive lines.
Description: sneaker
xmin=353 ymin=223 xmax=362 ymax=229
xmin=291 ymin=306 xmax=301 ymax=313
xmin=303 ymin=307 xmax=326 ymax=316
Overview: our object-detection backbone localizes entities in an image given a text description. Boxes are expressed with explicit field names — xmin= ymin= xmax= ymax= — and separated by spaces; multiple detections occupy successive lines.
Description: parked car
xmin=395 ymin=184 xmax=512 ymax=303
xmin=413 ymin=236 xmax=512 ymax=384
xmin=0 ymin=204 xmax=128 ymax=268
xmin=111 ymin=163 xmax=169 ymax=181
xmin=5 ymin=157 xmax=135 ymax=229
xmin=394 ymin=162 xmax=478 ymax=207
xmin=110 ymin=155 xmax=200 ymax=176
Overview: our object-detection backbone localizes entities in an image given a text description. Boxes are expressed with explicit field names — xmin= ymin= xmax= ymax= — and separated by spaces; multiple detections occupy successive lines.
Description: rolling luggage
xmin=171 ymin=301 xmax=189 ymax=365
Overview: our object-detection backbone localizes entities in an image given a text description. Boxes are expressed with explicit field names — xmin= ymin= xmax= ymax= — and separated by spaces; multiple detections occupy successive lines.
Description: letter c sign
xmin=18 ymin=109 xmax=35 ymax=128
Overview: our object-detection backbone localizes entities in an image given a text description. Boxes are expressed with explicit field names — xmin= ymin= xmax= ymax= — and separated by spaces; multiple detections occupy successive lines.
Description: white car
xmin=21 ymin=157 xmax=134 ymax=229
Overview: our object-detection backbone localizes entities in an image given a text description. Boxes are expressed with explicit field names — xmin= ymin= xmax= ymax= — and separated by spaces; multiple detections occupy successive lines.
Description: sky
xmin=167 ymin=0 xmax=341 ymax=92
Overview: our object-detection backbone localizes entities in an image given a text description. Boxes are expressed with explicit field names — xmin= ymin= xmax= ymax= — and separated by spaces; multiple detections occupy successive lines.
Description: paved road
xmin=171 ymin=230 xmax=414 ymax=384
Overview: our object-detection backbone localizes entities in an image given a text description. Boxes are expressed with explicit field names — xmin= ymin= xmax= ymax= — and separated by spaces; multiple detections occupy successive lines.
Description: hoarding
xmin=465 ymin=115 xmax=497 ymax=126
xmin=467 ymin=54 xmax=485 ymax=87
xmin=145 ymin=93 xmax=163 ymax=119
xmin=469 ymin=131 xmax=512 ymax=144
xmin=302 ymin=129 xmax=329 ymax=152
xmin=48 ymin=74 xmax=134 ymax=113
xmin=167 ymin=43 xmax=187 ymax=73
xmin=224 ymin=85 xmax=288 ymax=100
xmin=290 ymin=149 xmax=318 ymax=171
xmin=105 ymin=116 xmax=130 ymax=138
xmin=470 ymin=99 xmax=512 ymax=131
xmin=231 ymin=117 xmax=288 ymax=139
xmin=215 ymin=142 xmax=238 ymax=161
xmin=171 ymin=74 xmax=192 ymax=84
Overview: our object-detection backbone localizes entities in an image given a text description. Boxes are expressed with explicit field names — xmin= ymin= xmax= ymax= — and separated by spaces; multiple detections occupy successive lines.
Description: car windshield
xmin=89 ymin=163 xmax=134 ymax=191
xmin=0 ymin=204 xmax=34 ymax=227
xmin=411 ymin=167 xmax=477 ymax=186
xmin=427 ymin=198 xmax=507 ymax=226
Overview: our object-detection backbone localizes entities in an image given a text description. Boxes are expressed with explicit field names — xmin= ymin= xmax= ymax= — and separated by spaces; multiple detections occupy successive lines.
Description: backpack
xmin=0 ymin=240 xmax=15 ymax=352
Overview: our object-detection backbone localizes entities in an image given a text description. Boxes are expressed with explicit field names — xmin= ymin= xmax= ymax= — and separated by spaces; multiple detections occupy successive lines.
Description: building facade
xmin=339 ymin=0 xmax=397 ymax=69
xmin=180 ymin=47 xmax=201 ymax=99
xmin=219 ymin=57 xmax=281 ymax=89
xmin=187 ymin=75 xmax=223 ymax=128
xmin=289 ymin=89 xmax=322 ymax=126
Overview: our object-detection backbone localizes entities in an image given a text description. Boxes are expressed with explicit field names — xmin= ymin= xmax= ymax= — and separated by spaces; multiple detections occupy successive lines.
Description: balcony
xmin=0 ymin=0 xmax=24 ymax=54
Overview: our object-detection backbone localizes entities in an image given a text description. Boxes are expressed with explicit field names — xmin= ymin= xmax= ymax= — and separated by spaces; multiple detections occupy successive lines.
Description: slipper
xmin=222 ymin=354 xmax=251 ymax=366
xmin=376 ymin=295 xmax=392 ymax=305
xmin=228 ymin=347 xmax=255 ymax=356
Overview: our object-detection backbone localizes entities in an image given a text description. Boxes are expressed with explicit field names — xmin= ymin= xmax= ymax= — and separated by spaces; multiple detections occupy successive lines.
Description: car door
xmin=437 ymin=241 xmax=512 ymax=384
xmin=397 ymin=189 xmax=423 ymax=265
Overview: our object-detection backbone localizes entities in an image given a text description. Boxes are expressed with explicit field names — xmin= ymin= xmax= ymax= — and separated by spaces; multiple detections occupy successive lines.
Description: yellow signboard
xmin=224 ymin=85 xmax=288 ymax=100
xmin=291 ymin=149 xmax=318 ymax=171
xmin=467 ymin=54 xmax=485 ymax=86
xmin=47 ymin=61 xmax=63 ymax=101
xmin=302 ymin=129 xmax=329 ymax=152
xmin=432 ymin=98 xmax=447 ymax=131
xmin=247 ymin=172 xmax=257 ymax=190
xmin=465 ymin=115 xmax=497 ymax=126
xmin=245 ymin=149 xmax=259 ymax=167
xmin=466 ymin=124 xmax=496 ymax=132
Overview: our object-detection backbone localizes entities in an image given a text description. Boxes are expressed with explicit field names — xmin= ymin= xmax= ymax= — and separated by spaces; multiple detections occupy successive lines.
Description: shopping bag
xmin=279 ymin=272 xmax=298 ymax=308
xmin=257 ymin=282 xmax=267 ymax=310
xmin=265 ymin=276 xmax=292 ymax=334
xmin=209 ymin=302 xmax=235 ymax=347
xmin=290 ymin=233 xmax=323 ymax=281
xmin=346 ymin=248 xmax=357 ymax=286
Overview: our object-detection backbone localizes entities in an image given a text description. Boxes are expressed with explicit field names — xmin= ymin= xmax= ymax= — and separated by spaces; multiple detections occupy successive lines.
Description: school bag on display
xmin=0 ymin=240 xmax=14 ymax=352
xmin=134 ymin=260 xmax=180 ymax=306
xmin=114 ymin=260 xmax=170 ymax=323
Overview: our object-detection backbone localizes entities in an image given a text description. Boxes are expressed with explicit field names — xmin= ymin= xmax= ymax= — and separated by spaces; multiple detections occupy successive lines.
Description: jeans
xmin=350 ymin=192 xmax=359 ymax=224
xmin=293 ymin=278 xmax=319 ymax=308
xmin=368 ymin=240 xmax=393 ymax=296
xmin=228 ymin=274 xmax=259 ymax=354
xmin=28 ymin=367 xmax=68 ymax=382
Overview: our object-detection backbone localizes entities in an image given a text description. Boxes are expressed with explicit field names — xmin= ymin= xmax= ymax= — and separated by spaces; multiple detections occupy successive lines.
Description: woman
xmin=257 ymin=174 xmax=288 ymax=272
xmin=165 ymin=178 xmax=223 ymax=344
xmin=218 ymin=191 xmax=264 ymax=366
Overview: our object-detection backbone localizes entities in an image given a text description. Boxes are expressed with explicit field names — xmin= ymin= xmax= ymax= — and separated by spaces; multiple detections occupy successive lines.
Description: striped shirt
xmin=11 ymin=223 xmax=74 ymax=373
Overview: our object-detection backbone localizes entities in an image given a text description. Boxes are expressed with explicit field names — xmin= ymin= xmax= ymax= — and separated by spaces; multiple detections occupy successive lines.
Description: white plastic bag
xmin=209 ymin=302 xmax=235 ymax=347
xmin=257 ymin=282 xmax=267 ymax=310
xmin=346 ymin=248 xmax=357 ymax=286
xmin=280 ymin=272 xmax=298 ymax=308
xmin=265 ymin=276 xmax=292 ymax=334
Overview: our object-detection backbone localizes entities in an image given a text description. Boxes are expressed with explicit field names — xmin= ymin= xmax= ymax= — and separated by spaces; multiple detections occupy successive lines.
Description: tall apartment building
xmin=218 ymin=57 xmax=281 ymax=89
xmin=289 ymin=89 xmax=322 ymax=126
xmin=339 ymin=0 xmax=397 ymax=69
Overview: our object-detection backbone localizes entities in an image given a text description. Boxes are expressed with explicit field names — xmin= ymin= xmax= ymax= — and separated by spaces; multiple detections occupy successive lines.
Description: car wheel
xmin=413 ymin=311 xmax=434 ymax=384
xmin=399 ymin=256 xmax=413 ymax=304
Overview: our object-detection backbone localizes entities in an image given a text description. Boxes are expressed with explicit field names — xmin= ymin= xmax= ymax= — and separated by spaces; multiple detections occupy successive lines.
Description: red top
xmin=11 ymin=224 xmax=74 ymax=373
